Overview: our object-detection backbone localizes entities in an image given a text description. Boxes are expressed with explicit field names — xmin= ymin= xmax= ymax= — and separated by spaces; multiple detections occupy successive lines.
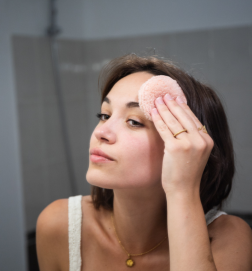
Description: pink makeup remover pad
xmin=138 ymin=75 xmax=187 ymax=121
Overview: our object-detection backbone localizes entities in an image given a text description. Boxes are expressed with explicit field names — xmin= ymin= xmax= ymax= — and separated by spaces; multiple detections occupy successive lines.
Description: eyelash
xmin=96 ymin=113 xmax=143 ymax=128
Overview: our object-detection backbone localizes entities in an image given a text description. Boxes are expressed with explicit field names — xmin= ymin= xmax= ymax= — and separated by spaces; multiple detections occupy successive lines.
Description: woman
xmin=36 ymin=54 xmax=252 ymax=271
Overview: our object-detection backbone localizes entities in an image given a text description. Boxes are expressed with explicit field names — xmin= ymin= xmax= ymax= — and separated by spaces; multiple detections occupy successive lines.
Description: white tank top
xmin=68 ymin=195 xmax=227 ymax=271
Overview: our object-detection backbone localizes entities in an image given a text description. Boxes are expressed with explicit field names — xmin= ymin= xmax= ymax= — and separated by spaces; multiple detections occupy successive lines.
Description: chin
xmin=86 ymin=178 xmax=113 ymax=189
xmin=86 ymin=176 xmax=124 ymax=189
xmin=86 ymin=174 xmax=158 ymax=191
xmin=86 ymin=165 xmax=162 ymax=190
xmin=86 ymin=170 xmax=116 ymax=189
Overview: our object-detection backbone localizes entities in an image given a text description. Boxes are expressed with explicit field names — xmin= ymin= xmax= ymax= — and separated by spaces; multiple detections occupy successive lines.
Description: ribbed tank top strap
xmin=205 ymin=209 xmax=227 ymax=226
xmin=68 ymin=195 xmax=83 ymax=271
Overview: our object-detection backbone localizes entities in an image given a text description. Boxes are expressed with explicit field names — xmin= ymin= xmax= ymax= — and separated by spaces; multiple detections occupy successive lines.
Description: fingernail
xmin=156 ymin=97 xmax=164 ymax=104
xmin=176 ymin=96 xmax=185 ymax=104
xmin=164 ymin=93 xmax=174 ymax=100
xmin=152 ymin=108 xmax=158 ymax=114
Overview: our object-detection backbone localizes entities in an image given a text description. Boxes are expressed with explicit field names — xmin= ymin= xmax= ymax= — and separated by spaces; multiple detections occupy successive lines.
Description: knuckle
xmin=208 ymin=138 xmax=215 ymax=149
xmin=165 ymin=144 xmax=178 ymax=153
xmin=168 ymin=118 xmax=178 ymax=126
xmin=183 ymin=140 xmax=192 ymax=151
xmin=197 ymin=139 xmax=207 ymax=151
xmin=158 ymin=122 xmax=168 ymax=132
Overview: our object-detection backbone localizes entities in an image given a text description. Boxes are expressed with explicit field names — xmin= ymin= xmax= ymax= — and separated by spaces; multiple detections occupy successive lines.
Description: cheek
xmin=122 ymin=136 xmax=148 ymax=159
xmin=124 ymin=134 xmax=164 ymax=161
xmin=121 ymin=136 xmax=164 ymax=183
xmin=87 ymin=129 xmax=165 ymax=189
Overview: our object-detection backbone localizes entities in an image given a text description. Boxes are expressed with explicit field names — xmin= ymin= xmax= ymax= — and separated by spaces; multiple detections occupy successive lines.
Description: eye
xmin=127 ymin=119 xmax=143 ymax=127
xmin=96 ymin=113 xmax=109 ymax=121
xmin=96 ymin=113 xmax=143 ymax=128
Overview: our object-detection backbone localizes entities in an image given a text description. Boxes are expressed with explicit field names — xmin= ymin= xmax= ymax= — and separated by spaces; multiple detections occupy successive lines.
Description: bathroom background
xmin=1 ymin=0 xmax=252 ymax=270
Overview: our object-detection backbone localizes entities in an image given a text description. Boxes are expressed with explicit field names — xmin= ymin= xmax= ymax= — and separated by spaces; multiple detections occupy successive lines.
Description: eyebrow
xmin=102 ymin=96 xmax=140 ymax=108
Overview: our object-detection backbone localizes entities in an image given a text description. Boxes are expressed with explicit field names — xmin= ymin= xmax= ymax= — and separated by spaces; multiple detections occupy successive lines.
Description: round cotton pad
xmin=138 ymin=75 xmax=187 ymax=121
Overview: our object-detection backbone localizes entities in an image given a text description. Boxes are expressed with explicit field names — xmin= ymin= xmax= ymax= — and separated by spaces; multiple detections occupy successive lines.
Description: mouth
xmin=90 ymin=154 xmax=114 ymax=163
xmin=90 ymin=148 xmax=114 ymax=162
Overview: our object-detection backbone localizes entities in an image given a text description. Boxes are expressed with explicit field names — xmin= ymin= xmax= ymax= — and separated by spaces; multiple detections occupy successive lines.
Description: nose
xmin=94 ymin=118 xmax=116 ymax=143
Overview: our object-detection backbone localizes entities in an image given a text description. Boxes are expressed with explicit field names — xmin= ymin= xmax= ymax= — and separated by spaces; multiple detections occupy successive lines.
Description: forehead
xmin=106 ymin=72 xmax=154 ymax=103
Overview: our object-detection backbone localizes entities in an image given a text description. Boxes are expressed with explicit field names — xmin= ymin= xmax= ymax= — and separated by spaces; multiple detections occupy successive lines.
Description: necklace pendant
xmin=126 ymin=256 xmax=134 ymax=267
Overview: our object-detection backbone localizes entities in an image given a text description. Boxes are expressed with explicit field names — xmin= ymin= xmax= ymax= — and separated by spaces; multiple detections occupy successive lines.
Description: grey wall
xmin=80 ymin=0 xmax=252 ymax=40
xmin=12 ymin=37 xmax=93 ymax=232
xmin=1 ymin=0 xmax=252 ymax=270
xmin=13 ymin=25 xmax=252 ymax=233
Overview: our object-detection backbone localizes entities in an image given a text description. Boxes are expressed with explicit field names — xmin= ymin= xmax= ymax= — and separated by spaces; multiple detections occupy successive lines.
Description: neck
xmin=112 ymin=184 xmax=168 ymax=254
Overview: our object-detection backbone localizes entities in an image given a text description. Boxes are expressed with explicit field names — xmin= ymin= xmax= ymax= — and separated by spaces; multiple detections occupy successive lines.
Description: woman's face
xmin=86 ymin=72 xmax=165 ymax=189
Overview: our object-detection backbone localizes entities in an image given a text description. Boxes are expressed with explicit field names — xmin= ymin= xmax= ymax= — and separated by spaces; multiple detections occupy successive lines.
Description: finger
xmin=155 ymin=96 xmax=187 ymax=138
xmin=175 ymin=96 xmax=203 ymax=129
xmin=163 ymin=94 xmax=197 ymax=134
xmin=175 ymin=97 xmax=214 ymax=148
xmin=151 ymin=107 xmax=176 ymax=142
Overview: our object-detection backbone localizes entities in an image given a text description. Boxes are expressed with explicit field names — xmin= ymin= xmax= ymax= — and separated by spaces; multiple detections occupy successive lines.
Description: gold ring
xmin=197 ymin=125 xmax=208 ymax=134
xmin=173 ymin=129 xmax=187 ymax=138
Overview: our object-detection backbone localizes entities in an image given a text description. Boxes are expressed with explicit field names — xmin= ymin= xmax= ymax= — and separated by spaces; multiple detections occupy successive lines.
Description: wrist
xmin=164 ymin=186 xmax=200 ymax=202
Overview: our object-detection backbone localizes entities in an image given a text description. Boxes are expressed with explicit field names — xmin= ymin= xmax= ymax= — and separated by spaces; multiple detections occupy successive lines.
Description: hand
xmin=151 ymin=94 xmax=214 ymax=195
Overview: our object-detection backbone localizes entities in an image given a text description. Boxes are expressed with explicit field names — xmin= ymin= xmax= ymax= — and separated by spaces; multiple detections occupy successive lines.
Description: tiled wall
xmin=12 ymin=25 xmax=252 ymax=232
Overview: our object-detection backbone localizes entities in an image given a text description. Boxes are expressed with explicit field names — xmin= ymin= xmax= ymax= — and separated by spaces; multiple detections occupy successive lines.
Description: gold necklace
xmin=111 ymin=212 xmax=168 ymax=267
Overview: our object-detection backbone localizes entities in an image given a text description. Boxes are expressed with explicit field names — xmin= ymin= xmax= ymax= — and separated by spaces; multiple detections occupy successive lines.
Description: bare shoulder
xmin=36 ymin=198 xmax=69 ymax=271
xmin=209 ymin=214 xmax=252 ymax=270
xmin=37 ymin=198 xmax=68 ymax=230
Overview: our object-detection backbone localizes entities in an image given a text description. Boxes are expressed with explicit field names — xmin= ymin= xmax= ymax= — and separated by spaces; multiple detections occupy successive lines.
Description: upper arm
xmin=210 ymin=215 xmax=252 ymax=271
xmin=36 ymin=198 xmax=69 ymax=271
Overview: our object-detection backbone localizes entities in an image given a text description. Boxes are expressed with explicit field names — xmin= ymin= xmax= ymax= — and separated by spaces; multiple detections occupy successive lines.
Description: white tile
xmin=212 ymin=26 xmax=252 ymax=89
xmin=12 ymin=36 xmax=41 ymax=102
xmin=18 ymin=101 xmax=46 ymax=165
xmin=43 ymin=102 xmax=66 ymax=164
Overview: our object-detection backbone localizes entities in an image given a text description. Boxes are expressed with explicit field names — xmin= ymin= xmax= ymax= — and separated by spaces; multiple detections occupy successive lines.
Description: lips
xmin=90 ymin=148 xmax=114 ymax=161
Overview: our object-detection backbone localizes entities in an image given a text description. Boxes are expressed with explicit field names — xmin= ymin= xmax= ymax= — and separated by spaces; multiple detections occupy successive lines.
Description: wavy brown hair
xmin=91 ymin=53 xmax=235 ymax=214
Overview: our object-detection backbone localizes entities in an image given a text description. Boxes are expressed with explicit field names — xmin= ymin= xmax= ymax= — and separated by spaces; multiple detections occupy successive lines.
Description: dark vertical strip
xmin=48 ymin=38 xmax=77 ymax=196
xmin=47 ymin=0 xmax=77 ymax=196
